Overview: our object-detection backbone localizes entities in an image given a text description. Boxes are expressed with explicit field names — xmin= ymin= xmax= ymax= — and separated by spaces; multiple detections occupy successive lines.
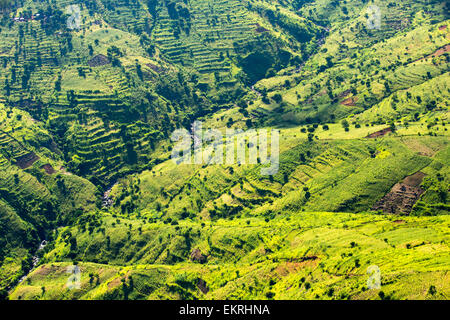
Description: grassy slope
xmin=0 ymin=0 xmax=322 ymax=185
xmin=8 ymin=117 xmax=448 ymax=299
xmin=0 ymin=103 xmax=98 ymax=292
xmin=0 ymin=0 xmax=449 ymax=300
xmin=250 ymin=1 xmax=449 ymax=126
xmin=107 ymin=120 xmax=448 ymax=220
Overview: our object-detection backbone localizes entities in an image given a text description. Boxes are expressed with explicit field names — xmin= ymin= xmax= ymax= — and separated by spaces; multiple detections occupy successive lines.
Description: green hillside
xmin=0 ymin=0 xmax=449 ymax=300
xmin=9 ymin=212 xmax=450 ymax=300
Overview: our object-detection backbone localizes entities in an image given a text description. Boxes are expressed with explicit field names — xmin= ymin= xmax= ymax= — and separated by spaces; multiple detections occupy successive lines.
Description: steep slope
xmin=0 ymin=0 xmax=449 ymax=300
xmin=0 ymin=104 xmax=98 ymax=294
xmin=249 ymin=0 xmax=449 ymax=126
xmin=0 ymin=0 xmax=323 ymax=186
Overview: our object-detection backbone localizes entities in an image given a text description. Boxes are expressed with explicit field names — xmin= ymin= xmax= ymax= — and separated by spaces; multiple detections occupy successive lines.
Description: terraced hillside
xmin=5 ymin=109 xmax=448 ymax=299
xmin=0 ymin=0 xmax=449 ymax=301
xmin=8 ymin=212 xmax=450 ymax=300
xmin=0 ymin=0 xmax=324 ymax=186
xmin=0 ymin=104 xmax=99 ymax=293
xmin=249 ymin=0 xmax=449 ymax=126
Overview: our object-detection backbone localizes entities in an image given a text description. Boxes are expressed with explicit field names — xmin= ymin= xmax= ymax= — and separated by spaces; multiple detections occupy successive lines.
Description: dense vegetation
xmin=0 ymin=0 xmax=448 ymax=300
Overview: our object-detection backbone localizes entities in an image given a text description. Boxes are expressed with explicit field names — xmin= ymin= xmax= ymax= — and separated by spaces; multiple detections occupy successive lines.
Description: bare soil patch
xmin=429 ymin=44 xmax=450 ymax=58
xmin=15 ymin=152 xmax=39 ymax=169
xmin=275 ymin=258 xmax=319 ymax=276
xmin=196 ymin=278 xmax=209 ymax=294
xmin=41 ymin=164 xmax=55 ymax=174
xmin=190 ymin=248 xmax=207 ymax=264
xmin=146 ymin=63 xmax=165 ymax=74
xmin=107 ymin=277 xmax=122 ymax=289
xmin=372 ymin=172 xmax=426 ymax=214
xmin=88 ymin=54 xmax=110 ymax=67
xmin=366 ymin=127 xmax=392 ymax=139
xmin=34 ymin=264 xmax=61 ymax=276
xmin=107 ymin=273 xmax=130 ymax=289
xmin=420 ymin=44 xmax=450 ymax=62
xmin=340 ymin=97 xmax=358 ymax=106
xmin=403 ymin=171 xmax=426 ymax=187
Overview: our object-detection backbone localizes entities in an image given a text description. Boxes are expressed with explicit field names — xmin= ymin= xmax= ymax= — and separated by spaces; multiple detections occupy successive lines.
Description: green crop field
xmin=0 ymin=0 xmax=448 ymax=302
